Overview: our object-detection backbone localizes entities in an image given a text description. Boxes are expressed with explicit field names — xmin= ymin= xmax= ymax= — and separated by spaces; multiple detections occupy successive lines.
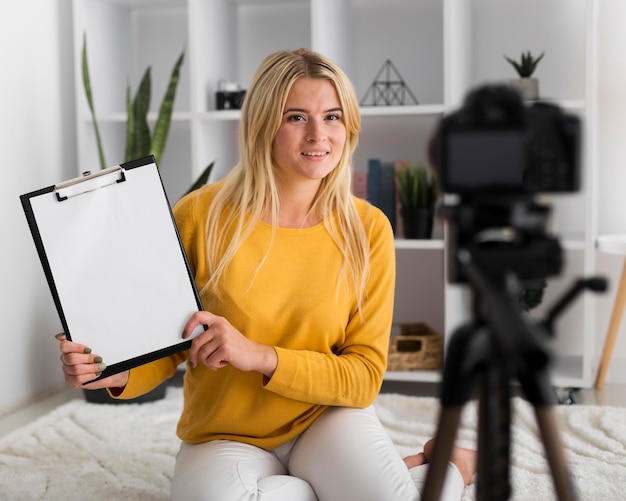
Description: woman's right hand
xmin=55 ymin=333 xmax=129 ymax=391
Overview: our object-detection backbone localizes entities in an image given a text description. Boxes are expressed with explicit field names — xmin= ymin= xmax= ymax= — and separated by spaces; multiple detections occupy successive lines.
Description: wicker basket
xmin=387 ymin=323 xmax=443 ymax=371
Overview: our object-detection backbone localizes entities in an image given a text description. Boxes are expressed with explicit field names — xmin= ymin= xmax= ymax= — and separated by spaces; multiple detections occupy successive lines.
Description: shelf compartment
xmin=360 ymin=104 xmax=445 ymax=117
xmin=393 ymin=248 xmax=445 ymax=337
xmin=344 ymin=0 xmax=444 ymax=107
xmin=550 ymin=355 xmax=586 ymax=388
xmin=75 ymin=0 xmax=189 ymax=115
xmin=469 ymin=0 xmax=588 ymax=102
xmin=395 ymin=239 xmax=444 ymax=250
xmin=384 ymin=356 xmax=585 ymax=387
xmin=200 ymin=104 xmax=445 ymax=122
xmin=190 ymin=0 xmax=311 ymax=113
xmin=384 ymin=370 xmax=441 ymax=383
xmin=354 ymin=114 xmax=440 ymax=175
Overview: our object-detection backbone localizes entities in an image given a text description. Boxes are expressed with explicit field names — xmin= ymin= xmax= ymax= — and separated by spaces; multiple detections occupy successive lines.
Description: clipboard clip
xmin=54 ymin=166 xmax=126 ymax=202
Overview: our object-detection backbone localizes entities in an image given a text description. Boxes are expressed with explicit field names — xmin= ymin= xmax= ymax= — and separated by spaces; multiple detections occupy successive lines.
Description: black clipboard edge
xmin=20 ymin=155 xmax=206 ymax=370
xmin=85 ymin=338 xmax=193 ymax=384
xmin=20 ymin=184 xmax=72 ymax=340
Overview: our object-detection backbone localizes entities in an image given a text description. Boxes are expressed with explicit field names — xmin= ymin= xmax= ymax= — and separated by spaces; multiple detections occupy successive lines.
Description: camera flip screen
xmin=445 ymin=130 xmax=526 ymax=193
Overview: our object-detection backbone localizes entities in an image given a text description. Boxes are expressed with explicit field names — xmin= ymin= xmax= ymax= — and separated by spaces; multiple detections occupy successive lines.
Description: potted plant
xmin=395 ymin=163 xmax=438 ymax=239
xmin=503 ymin=50 xmax=545 ymax=101
xmin=82 ymin=34 xmax=214 ymax=195
xmin=519 ymin=278 xmax=548 ymax=312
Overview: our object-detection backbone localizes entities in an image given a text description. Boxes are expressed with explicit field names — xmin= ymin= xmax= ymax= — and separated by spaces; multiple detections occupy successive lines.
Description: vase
xmin=401 ymin=207 xmax=433 ymax=239
xmin=508 ymin=77 xmax=539 ymax=101
xmin=83 ymin=379 xmax=168 ymax=404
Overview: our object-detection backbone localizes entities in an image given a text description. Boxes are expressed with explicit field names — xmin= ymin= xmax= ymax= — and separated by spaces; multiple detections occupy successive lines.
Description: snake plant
xmin=124 ymin=51 xmax=184 ymax=166
xmin=81 ymin=34 xmax=106 ymax=171
xmin=82 ymin=34 xmax=213 ymax=195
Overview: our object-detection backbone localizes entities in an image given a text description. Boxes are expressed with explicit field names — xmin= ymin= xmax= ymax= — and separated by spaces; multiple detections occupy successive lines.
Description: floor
xmin=0 ymin=386 xmax=82 ymax=439
xmin=1 ymin=379 xmax=625 ymax=440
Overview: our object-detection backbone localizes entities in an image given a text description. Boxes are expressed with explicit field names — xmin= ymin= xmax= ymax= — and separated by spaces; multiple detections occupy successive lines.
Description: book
xmin=380 ymin=162 xmax=397 ymax=233
xmin=352 ymin=171 xmax=368 ymax=199
xmin=367 ymin=158 xmax=382 ymax=206
xmin=365 ymin=158 xmax=398 ymax=233
xmin=394 ymin=159 xmax=410 ymax=238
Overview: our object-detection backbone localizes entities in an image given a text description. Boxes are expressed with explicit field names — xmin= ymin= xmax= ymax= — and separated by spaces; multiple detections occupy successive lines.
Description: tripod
xmin=420 ymin=247 xmax=606 ymax=501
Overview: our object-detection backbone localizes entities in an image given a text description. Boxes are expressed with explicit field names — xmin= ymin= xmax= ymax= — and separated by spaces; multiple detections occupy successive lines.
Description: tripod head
xmin=449 ymin=238 xmax=605 ymax=400
xmin=439 ymin=195 xmax=563 ymax=286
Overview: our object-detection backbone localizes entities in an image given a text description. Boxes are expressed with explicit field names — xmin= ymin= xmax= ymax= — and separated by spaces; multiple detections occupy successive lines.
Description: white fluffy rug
xmin=0 ymin=386 xmax=625 ymax=500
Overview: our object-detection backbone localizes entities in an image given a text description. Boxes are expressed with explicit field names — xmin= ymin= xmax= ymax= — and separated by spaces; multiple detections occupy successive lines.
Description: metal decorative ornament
xmin=360 ymin=59 xmax=419 ymax=106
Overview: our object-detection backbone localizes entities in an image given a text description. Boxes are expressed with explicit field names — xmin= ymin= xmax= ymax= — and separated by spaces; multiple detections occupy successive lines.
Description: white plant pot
xmin=509 ymin=77 xmax=539 ymax=101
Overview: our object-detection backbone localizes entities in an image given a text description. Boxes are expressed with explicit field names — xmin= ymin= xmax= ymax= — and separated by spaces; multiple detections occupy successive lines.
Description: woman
xmin=57 ymin=48 xmax=474 ymax=500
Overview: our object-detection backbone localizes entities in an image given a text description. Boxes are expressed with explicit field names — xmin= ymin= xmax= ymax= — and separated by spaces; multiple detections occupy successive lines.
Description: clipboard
xmin=20 ymin=156 xmax=204 ymax=382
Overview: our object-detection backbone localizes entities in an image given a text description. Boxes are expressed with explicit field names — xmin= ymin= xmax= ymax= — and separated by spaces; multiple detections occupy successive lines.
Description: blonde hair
xmin=202 ymin=48 xmax=370 ymax=312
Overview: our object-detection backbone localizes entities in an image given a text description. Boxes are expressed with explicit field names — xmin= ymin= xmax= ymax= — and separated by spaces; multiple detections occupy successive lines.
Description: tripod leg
xmin=520 ymin=371 xmax=578 ymax=501
xmin=421 ymin=324 xmax=484 ymax=500
xmin=534 ymin=406 xmax=577 ymax=501
xmin=477 ymin=366 xmax=511 ymax=500
xmin=420 ymin=407 xmax=464 ymax=501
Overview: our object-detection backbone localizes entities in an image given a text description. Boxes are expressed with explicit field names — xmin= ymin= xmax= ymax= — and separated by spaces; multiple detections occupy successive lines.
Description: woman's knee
xmin=171 ymin=440 xmax=279 ymax=500
xmin=289 ymin=406 xmax=417 ymax=501
xmin=171 ymin=440 xmax=317 ymax=501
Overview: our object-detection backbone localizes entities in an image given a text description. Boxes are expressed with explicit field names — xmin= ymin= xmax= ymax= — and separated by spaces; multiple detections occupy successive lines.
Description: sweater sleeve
xmin=111 ymin=352 xmax=187 ymax=399
xmin=264 ymin=204 xmax=395 ymax=408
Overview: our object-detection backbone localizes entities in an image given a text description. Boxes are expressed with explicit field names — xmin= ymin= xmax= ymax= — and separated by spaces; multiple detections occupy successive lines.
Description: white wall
xmin=0 ymin=1 xmax=76 ymax=414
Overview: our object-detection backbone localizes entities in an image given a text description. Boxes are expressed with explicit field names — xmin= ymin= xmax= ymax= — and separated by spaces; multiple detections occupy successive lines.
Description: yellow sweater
xmin=116 ymin=182 xmax=396 ymax=450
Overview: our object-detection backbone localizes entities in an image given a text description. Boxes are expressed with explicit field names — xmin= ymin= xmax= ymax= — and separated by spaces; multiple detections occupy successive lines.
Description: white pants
xmin=171 ymin=405 xmax=464 ymax=501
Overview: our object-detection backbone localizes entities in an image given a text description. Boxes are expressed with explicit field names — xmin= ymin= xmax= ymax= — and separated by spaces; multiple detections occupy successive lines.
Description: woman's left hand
xmin=182 ymin=311 xmax=277 ymax=378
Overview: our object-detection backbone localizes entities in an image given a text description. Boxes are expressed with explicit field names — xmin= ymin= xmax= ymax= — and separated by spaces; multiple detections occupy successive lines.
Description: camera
xmin=216 ymin=89 xmax=246 ymax=110
xmin=430 ymin=85 xmax=582 ymax=284
xmin=215 ymin=80 xmax=246 ymax=110
xmin=432 ymin=84 xmax=581 ymax=196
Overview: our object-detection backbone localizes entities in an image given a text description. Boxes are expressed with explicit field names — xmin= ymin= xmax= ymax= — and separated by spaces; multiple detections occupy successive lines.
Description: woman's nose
xmin=306 ymin=120 xmax=325 ymax=142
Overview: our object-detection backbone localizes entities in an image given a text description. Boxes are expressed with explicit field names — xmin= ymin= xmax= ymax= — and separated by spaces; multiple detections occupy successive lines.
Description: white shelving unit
xmin=71 ymin=0 xmax=599 ymax=388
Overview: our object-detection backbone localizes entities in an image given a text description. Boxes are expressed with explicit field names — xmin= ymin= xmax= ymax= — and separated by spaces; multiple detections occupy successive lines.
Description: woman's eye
xmin=326 ymin=113 xmax=342 ymax=121
xmin=287 ymin=114 xmax=305 ymax=122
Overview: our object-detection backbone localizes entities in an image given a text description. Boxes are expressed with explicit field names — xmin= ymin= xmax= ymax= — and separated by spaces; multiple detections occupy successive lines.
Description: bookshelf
xmin=71 ymin=0 xmax=599 ymax=388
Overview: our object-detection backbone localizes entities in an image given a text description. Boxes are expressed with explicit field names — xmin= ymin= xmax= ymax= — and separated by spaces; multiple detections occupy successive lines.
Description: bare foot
xmin=403 ymin=451 xmax=427 ymax=469
xmin=423 ymin=438 xmax=476 ymax=486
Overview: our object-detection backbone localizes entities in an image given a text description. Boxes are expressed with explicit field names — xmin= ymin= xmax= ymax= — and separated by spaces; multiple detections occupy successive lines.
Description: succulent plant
xmin=519 ymin=278 xmax=547 ymax=311
xmin=504 ymin=50 xmax=545 ymax=78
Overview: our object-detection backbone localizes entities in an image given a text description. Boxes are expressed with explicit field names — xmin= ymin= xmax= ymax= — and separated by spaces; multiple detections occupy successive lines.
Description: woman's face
xmin=271 ymin=77 xmax=347 ymax=188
